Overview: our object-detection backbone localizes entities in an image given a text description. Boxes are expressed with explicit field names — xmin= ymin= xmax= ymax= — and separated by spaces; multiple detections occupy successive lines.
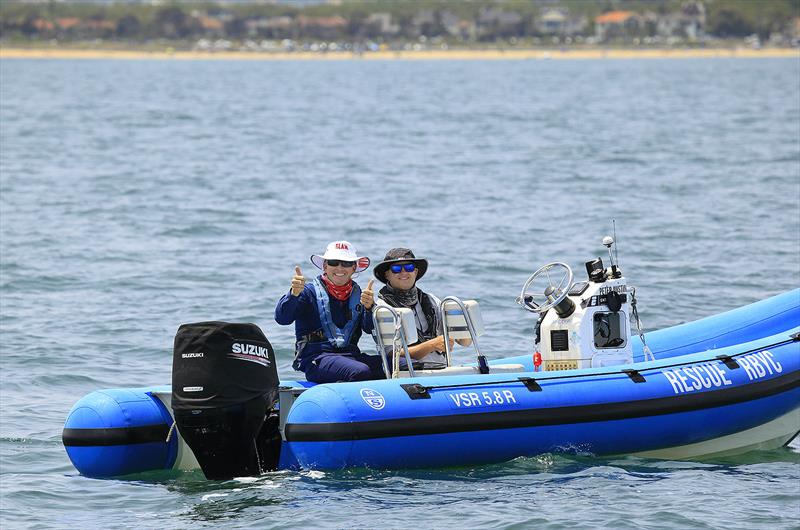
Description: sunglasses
xmin=325 ymin=259 xmax=356 ymax=268
xmin=390 ymin=263 xmax=416 ymax=273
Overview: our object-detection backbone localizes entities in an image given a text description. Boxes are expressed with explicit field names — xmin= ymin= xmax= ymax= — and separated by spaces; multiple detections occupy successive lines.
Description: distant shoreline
xmin=1 ymin=46 xmax=798 ymax=61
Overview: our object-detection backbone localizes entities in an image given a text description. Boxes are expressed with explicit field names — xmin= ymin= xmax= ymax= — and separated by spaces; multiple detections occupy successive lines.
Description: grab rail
xmin=405 ymin=333 xmax=799 ymax=393
xmin=372 ymin=305 xmax=416 ymax=379
xmin=440 ymin=296 xmax=489 ymax=374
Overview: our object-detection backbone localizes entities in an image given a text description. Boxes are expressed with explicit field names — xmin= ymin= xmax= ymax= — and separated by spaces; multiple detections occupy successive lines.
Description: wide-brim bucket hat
xmin=373 ymin=248 xmax=428 ymax=284
xmin=310 ymin=240 xmax=370 ymax=272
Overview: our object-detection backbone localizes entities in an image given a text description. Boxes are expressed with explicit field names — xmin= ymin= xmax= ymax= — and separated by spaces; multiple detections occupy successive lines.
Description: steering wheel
xmin=517 ymin=262 xmax=574 ymax=314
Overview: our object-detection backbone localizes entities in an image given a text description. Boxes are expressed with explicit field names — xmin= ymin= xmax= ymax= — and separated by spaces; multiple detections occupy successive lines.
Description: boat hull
xmin=284 ymin=331 xmax=799 ymax=469
xmin=62 ymin=290 xmax=800 ymax=477
xmin=630 ymin=407 xmax=799 ymax=459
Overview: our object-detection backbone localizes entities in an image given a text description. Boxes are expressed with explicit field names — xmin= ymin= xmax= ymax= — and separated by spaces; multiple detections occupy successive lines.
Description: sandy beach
xmin=1 ymin=46 xmax=798 ymax=61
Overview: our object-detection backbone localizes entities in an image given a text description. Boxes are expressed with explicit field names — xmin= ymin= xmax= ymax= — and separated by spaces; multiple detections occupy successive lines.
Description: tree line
xmin=0 ymin=0 xmax=797 ymax=44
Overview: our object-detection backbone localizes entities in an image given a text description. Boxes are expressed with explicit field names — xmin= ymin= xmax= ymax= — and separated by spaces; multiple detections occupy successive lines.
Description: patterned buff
xmin=379 ymin=285 xmax=439 ymax=343
xmin=321 ymin=274 xmax=353 ymax=301
xmin=379 ymin=285 xmax=419 ymax=308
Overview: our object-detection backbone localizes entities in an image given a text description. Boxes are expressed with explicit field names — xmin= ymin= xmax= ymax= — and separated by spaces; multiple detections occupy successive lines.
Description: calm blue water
xmin=1 ymin=57 xmax=798 ymax=529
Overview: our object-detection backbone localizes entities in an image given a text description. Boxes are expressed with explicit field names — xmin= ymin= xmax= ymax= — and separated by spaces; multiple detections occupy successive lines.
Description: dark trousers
xmin=304 ymin=352 xmax=386 ymax=383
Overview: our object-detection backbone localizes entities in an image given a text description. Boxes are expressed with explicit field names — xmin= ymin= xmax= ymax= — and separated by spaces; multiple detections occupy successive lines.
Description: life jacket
xmin=311 ymin=276 xmax=363 ymax=348
xmin=378 ymin=286 xmax=440 ymax=344
xmin=375 ymin=290 xmax=446 ymax=369
xmin=415 ymin=291 xmax=441 ymax=344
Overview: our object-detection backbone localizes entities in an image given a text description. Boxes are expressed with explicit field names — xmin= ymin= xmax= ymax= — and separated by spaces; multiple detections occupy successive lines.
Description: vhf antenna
xmin=602 ymin=219 xmax=620 ymax=278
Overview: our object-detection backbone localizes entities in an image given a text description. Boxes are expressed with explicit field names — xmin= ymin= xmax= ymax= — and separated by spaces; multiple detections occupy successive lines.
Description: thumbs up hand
xmin=361 ymin=279 xmax=375 ymax=309
xmin=291 ymin=265 xmax=305 ymax=297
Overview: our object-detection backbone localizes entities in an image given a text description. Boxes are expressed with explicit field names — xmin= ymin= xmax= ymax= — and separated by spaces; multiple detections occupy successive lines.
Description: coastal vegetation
xmin=1 ymin=0 xmax=798 ymax=52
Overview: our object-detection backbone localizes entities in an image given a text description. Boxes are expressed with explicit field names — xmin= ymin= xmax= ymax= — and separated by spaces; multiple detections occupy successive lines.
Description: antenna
xmin=602 ymin=235 xmax=615 ymax=267
xmin=613 ymin=219 xmax=619 ymax=265
xmin=602 ymin=219 xmax=621 ymax=279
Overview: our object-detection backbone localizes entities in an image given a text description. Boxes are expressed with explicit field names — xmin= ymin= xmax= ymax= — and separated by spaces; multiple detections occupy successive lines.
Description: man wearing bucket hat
xmin=275 ymin=241 xmax=385 ymax=383
xmin=373 ymin=248 xmax=470 ymax=369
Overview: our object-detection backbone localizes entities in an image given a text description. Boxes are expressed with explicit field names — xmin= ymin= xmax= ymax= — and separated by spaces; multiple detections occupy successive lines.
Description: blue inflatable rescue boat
xmin=63 ymin=238 xmax=800 ymax=478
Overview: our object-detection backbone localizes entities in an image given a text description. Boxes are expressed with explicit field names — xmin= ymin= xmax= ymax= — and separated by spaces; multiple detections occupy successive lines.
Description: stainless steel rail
xmin=440 ymin=296 xmax=489 ymax=374
xmin=372 ymin=305 xmax=417 ymax=379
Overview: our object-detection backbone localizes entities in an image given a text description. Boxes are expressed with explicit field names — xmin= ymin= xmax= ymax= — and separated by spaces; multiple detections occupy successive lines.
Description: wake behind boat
xmin=62 ymin=238 xmax=800 ymax=478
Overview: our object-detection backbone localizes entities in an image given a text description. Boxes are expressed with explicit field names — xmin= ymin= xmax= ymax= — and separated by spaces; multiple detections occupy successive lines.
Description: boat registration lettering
xmin=662 ymin=363 xmax=732 ymax=394
xmin=737 ymin=350 xmax=782 ymax=380
xmin=663 ymin=349 xmax=783 ymax=394
xmin=447 ymin=389 xmax=517 ymax=409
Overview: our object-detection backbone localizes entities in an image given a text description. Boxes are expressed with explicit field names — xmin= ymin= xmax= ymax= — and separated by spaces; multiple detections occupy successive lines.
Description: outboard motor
xmin=171 ymin=321 xmax=280 ymax=480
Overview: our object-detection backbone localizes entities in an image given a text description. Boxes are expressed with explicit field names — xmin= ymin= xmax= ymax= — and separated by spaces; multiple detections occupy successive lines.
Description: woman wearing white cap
xmin=275 ymin=240 xmax=384 ymax=383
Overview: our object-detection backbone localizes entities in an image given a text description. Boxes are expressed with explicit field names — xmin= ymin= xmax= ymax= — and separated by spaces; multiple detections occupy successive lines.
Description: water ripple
xmin=1 ymin=57 xmax=798 ymax=529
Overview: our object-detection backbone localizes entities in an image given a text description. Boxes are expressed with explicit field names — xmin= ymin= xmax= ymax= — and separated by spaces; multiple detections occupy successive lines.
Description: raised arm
xmin=360 ymin=279 xmax=376 ymax=333
xmin=275 ymin=265 xmax=306 ymax=325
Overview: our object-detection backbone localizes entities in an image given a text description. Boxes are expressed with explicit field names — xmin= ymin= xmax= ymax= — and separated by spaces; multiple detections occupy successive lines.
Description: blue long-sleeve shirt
xmin=274 ymin=278 xmax=374 ymax=370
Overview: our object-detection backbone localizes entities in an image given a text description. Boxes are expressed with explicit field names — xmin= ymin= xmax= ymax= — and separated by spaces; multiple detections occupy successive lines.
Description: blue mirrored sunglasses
xmin=390 ymin=263 xmax=416 ymax=273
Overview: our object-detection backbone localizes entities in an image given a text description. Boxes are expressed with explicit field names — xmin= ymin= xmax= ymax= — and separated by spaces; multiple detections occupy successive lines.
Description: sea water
xmin=1 ymin=57 xmax=798 ymax=529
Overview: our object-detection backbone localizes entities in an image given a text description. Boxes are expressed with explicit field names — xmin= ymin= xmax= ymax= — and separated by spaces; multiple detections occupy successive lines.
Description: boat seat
xmin=373 ymin=298 xmax=503 ymax=379
xmin=397 ymin=363 xmax=526 ymax=378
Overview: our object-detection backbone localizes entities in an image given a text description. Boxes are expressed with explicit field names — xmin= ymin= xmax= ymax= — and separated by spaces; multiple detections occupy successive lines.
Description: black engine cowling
xmin=172 ymin=321 xmax=280 ymax=480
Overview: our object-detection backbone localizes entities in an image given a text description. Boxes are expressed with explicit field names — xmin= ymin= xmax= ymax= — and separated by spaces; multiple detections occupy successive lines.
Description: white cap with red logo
xmin=310 ymin=240 xmax=370 ymax=272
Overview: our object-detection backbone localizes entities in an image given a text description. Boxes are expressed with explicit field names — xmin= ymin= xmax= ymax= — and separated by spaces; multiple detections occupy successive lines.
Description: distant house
xmin=440 ymin=10 xmax=459 ymax=34
xmin=537 ymin=8 xmax=588 ymax=36
xmin=440 ymin=10 xmax=476 ymax=40
xmin=656 ymin=14 xmax=683 ymax=40
xmin=187 ymin=10 xmax=233 ymax=38
xmin=411 ymin=10 xmax=439 ymax=37
xmin=56 ymin=18 xmax=81 ymax=31
xmin=365 ymin=13 xmax=399 ymax=36
xmin=245 ymin=16 xmax=292 ymax=38
xmin=680 ymin=0 xmax=706 ymax=40
xmin=477 ymin=7 xmax=523 ymax=38
xmin=86 ymin=20 xmax=116 ymax=30
xmin=32 ymin=19 xmax=55 ymax=32
xmin=656 ymin=1 xmax=706 ymax=41
xmin=194 ymin=15 xmax=225 ymax=37
xmin=33 ymin=17 xmax=114 ymax=38
xmin=296 ymin=15 xmax=347 ymax=39
xmin=297 ymin=16 xmax=347 ymax=29
xmin=595 ymin=10 xmax=642 ymax=42
xmin=538 ymin=9 xmax=567 ymax=35
xmin=83 ymin=19 xmax=116 ymax=37
xmin=412 ymin=10 xmax=436 ymax=28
